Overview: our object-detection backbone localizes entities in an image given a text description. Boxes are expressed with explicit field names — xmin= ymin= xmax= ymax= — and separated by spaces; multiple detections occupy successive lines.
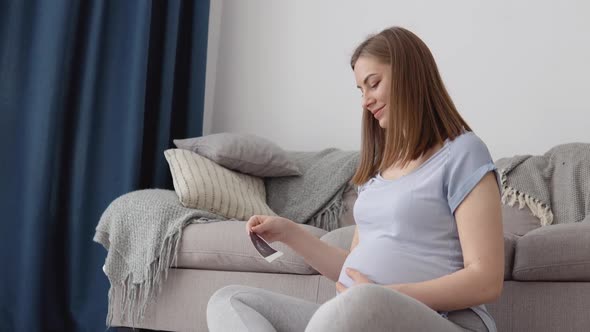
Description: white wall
xmin=204 ymin=0 xmax=590 ymax=159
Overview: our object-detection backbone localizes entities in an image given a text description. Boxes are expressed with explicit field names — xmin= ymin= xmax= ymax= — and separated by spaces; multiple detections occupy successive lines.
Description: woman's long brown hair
xmin=350 ymin=26 xmax=472 ymax=186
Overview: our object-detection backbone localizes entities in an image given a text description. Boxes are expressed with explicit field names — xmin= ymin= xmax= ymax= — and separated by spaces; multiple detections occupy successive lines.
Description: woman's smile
xmin=373 ymin=106 xmax=385 ymax=119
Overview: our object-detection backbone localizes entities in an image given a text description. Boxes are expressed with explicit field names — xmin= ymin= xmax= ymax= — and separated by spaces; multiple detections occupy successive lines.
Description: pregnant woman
xmin=206 ymin=26 xmax=504 ymax=332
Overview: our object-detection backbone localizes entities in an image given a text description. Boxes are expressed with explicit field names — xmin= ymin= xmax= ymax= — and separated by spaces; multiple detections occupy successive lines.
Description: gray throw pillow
xmin=173 ymin=133 xmax=302 ymax=177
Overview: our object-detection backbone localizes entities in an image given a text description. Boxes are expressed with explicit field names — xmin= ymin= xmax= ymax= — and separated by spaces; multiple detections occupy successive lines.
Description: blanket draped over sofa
xmin=265 ymin=149 xmax=360 ymax=231
xmin=93 ymin=148 xmax=359 ymax=327
xmin=94 ymin=189 xmax=225 ymax=327
xmin=495 ymin=143 xmax=590 ymax=226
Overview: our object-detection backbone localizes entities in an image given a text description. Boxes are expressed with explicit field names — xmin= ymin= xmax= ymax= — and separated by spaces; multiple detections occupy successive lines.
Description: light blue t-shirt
xmin=337 ymin=131 xmax=500 ymax=332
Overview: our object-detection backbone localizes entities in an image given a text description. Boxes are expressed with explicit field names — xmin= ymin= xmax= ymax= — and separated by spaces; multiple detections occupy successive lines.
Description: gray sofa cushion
xmin=176 ymin=221 xmax=326 ymax=274
xmin=320 ymin=225 xmax=355 ymax=250
xmin=503 ymin=233 xmax=518 ymax=280
xmin=513 ymin=222 xmax=590 ymax=281
xmin=173 ymin=133 xmax=302 ymax=177
xmin=175 ymin=220 xmax=518 ymax=280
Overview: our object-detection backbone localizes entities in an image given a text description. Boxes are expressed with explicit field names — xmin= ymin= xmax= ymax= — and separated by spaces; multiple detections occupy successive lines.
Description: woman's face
xmin=354 ymin=56 xmax=391 ymax=128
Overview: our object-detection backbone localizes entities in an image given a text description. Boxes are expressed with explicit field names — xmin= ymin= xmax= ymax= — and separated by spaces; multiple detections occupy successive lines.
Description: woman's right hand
xmin=246 ymin=215 xmax=296 ymax=244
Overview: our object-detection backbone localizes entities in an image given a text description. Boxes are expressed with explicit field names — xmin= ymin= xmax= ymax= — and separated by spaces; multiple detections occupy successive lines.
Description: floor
xmin=117 ymin=328 xmax=170 ymax=332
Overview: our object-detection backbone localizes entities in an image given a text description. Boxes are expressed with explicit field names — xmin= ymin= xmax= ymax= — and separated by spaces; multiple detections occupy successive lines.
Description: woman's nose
xmin=362 ymin=94 xmax=375 ymax=110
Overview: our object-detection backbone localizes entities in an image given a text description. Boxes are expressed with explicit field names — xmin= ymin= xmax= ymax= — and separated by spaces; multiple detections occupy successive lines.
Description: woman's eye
xmin=371 ymin=81 xmax=380 ymax=89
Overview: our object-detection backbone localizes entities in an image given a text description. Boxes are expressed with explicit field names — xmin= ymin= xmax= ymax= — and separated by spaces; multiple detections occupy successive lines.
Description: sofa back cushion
xmin=502 ymin=204 xmax=541 ymax=236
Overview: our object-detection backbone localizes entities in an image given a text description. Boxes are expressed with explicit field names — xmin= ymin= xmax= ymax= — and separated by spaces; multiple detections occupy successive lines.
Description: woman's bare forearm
xmin=386 ymin=265 xmax=503 ymax=311
xmin=283 ymin=225 xmax=349 ymax=282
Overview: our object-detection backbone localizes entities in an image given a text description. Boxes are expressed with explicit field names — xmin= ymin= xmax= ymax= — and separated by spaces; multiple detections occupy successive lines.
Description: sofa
xmin=110 ymin=182 xmax=590 ymax=332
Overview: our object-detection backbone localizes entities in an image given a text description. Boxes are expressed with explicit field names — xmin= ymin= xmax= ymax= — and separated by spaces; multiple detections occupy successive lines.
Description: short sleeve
xmin=445 ymin=132 xmax=501 ymax=214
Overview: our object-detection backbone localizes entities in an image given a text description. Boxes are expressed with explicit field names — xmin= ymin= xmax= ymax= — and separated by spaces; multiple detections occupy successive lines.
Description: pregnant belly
xmin=338 ymin=239 xmax=455 ymax=289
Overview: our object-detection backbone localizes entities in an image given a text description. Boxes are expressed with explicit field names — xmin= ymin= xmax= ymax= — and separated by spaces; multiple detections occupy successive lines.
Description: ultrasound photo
xmin=249 ymin=231 xmax=284 ymax=263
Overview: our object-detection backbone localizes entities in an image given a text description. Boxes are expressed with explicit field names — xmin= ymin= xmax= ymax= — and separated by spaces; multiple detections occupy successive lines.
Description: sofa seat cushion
xmin=175 ymin=222 xmax=519 ymax=279
xmin=513 ymin=222 xmax=590 ymax=281
xmin=175 ymin=221 xmax=327 ymax=274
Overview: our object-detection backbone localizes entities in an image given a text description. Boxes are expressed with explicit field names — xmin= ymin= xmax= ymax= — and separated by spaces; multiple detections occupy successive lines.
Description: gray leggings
xmin=207 ymin=284 xmax=488 ymax=332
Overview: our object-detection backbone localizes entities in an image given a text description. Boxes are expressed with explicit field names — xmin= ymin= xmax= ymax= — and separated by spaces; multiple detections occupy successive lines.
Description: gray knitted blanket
xmin=94 ymin=149 xmax=359 ymax=327
xmin=495 ymin=143 xmax=590 ymax=226
xmin=93 ymin=189 xmax=227 ymax=327
xmin=265 ymin=148 xmax=360 ymax=231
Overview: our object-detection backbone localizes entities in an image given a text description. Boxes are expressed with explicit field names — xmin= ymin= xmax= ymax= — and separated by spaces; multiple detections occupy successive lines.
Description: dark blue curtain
xmin=0 ymin=0 xmax=210 ymax=331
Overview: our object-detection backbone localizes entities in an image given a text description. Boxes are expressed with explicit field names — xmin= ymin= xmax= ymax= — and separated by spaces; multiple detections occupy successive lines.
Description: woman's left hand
xmin=335 ymin=268 xmax=375 ymax=293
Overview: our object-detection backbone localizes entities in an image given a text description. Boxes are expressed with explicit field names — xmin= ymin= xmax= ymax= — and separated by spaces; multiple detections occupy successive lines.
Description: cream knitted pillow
xmin=164 ymin=149 xmax=277 ymax=220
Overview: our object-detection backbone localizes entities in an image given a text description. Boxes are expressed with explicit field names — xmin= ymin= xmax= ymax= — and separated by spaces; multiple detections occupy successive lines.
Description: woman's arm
xmin=284 ymin=225 xmax=359 ymax=282
xmin=387 ymin=173 xmax=504 ymax=311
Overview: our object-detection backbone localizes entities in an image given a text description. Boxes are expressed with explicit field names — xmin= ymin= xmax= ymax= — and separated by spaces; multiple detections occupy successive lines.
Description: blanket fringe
xmin=307 ymin=187 xmax=345 ymax=231
xmin=106 ymin=221 xmax=188 ymax=328
xmin=500 ymin=171 xmax=554 ymax=226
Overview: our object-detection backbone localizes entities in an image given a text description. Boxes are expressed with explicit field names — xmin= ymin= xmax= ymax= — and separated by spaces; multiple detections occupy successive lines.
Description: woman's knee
xmin=342 ymin=283 xmax=387 ymax=297
xmin=207 ymin=285 xmax=261 ymax=331
xmin=207 ymin=285 xmax=256 ymax=316
xmin=338 ymin=283 xmax=402 ymax=307
xmin=209 ymin=285 xmax=256 ymax=303
xmin=306 ymin=284 xmax=416 ymax=330
xmin=210 ymin=285 xmax=253 ymax=301
xmin=306 ymin=284 xmax=377 ymax=331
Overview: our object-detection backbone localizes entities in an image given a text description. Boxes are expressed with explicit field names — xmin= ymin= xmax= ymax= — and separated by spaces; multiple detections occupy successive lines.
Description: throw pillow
xmin=173 ymin=132 xmax=302 ymax=177
xmin=164 ymin=149 xmax=277 ymax=220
